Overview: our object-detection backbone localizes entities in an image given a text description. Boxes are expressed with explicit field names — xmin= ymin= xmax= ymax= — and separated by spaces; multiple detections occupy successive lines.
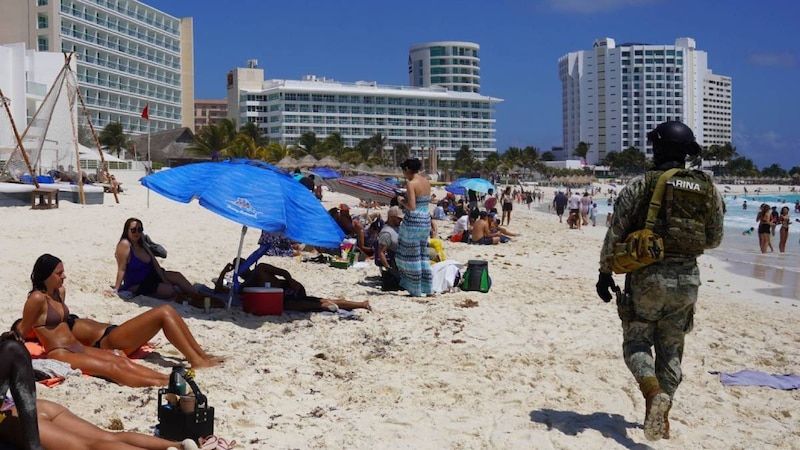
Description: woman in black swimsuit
xmin=19 ymin=254 xmax=170 ymax=387
xmin=68 ymin=306 xmax=222 ymax=369
xmin=756 ymin=203 xmax=773 ymax=253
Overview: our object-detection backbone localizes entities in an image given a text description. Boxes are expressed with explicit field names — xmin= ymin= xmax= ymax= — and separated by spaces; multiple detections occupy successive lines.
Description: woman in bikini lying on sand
xmin=0 ymin=334 xmax=199 ymax=449
xmin=19 ymin=254 xmax=170 ymax=387
xmin=13 ymin=303 xmax=222 ymax=369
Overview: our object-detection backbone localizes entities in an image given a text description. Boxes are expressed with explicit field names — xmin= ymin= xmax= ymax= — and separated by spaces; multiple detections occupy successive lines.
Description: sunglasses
xmin=129 ymin=226 xmax=143 ymax=233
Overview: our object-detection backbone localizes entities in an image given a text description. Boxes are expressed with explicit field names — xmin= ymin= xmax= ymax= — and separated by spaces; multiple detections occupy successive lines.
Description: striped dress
xmin=397 ymin=195 xmax=433 ymax=296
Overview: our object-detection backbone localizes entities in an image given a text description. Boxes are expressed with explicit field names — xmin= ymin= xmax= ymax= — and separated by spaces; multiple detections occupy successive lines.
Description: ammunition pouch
xmin=611 ymin=229 xmax=665 ymax=274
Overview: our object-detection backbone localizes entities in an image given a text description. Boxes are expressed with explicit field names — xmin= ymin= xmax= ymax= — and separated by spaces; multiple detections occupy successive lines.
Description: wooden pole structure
xmin=74 ymin=70 xmax=119 ymax=204
xmin=0 ymin=89 xmax=39 ymax=188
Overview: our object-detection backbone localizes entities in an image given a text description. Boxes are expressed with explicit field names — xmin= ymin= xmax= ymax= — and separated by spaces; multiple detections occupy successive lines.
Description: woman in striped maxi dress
xmin=395 ymin=158 xmax=434 ymax=297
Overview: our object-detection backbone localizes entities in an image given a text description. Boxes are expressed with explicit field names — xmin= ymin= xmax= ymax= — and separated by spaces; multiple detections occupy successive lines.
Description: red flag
xmin=141 ymin=103 xmax=149 ymax=120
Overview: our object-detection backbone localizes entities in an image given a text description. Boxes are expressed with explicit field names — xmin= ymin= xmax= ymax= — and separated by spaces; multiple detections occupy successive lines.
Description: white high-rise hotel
xmin=228 ymin=41 xmax=501 ymax=161
xmin=0 ymin=0 xmax=194 ymax=134
xmin=559 ymin=37 xmax=732 ymax=164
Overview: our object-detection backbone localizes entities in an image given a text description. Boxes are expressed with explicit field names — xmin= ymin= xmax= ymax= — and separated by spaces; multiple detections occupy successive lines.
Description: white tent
xmin=78 ymin=144 xmax=124 ymax=162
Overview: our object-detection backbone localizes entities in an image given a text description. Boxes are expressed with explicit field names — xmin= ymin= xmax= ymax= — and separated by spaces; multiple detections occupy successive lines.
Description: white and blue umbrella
xmin=141 ymin=159 xmax=345 ymax=308
xmin=445 ymin=177 xmax=494 ymax=195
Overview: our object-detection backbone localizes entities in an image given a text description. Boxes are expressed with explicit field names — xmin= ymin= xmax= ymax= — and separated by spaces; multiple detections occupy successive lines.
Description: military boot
xmin=640 ymin=377 xmax=671 ymax=441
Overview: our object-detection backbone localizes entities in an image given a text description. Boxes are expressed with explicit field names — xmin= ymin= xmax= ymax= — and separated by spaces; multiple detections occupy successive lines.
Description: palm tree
xmin=188 ymin=118 xmax=237 ymax=156
xmin=297 ymin=132 xmax=320 ymax=157
xmin=226 ymin=134 xmax=266 ymax=160
xmin=573 ymin=141 xmax=591 ymax=160
xmin=98 ymin=122 xmax=129 ymax=157
xmin=319 ymin=132 xmax=345 ymax=157
xmin=238 ymin=122 xmax=269 ymax=146
xmin=264 ymin=141 xmax=293 ymax=163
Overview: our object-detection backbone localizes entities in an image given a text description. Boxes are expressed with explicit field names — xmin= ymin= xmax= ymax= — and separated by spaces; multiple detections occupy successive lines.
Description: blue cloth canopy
xmin=141 ymin=159 xmax=344 ymax=249
xmin=309 ymin=167 xmax=340 ymax=179
xmin=445 ymin=178 xmax=494 ymax=195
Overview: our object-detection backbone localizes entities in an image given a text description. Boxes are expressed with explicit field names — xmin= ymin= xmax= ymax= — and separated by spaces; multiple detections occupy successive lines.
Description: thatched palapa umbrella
xmin=317 ymin=155 xmax=341 ymax=169
xmin=277 ymin=156 xmax=298 ymax=169
xmin=298 ymin=155 xmax=319 ymax=168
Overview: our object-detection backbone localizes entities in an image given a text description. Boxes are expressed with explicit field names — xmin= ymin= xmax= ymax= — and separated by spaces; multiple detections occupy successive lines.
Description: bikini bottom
xmin=93 ymin=325 xmax=119 ymax=348
xmin=45 ymin=342 xmax=84 ymax=355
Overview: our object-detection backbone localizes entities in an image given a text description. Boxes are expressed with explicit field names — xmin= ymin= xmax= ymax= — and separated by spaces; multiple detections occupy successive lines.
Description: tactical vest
xmin=644 ymin=169 xmax=714 ymax=255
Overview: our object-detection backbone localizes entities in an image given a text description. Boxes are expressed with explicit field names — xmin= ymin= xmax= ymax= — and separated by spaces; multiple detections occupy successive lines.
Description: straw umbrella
xmin=298 ymin=155 xmax=319 ymax=168
xmin=277 ymin=156 xmax=298 ymax=169
xmin=317 ymin=155 xmax=341 ymax=169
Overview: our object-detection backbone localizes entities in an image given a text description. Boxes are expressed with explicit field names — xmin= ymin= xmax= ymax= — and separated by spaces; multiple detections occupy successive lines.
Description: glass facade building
xmin=227 ymin=69 xmax=502 ymax=160
xmin=0 ymin=0 xmax=194 ymax=135
xmin=409 ymin=41 xmax=480 ymax=94
xmin=559 ymin=37 xmax=732 ymax=164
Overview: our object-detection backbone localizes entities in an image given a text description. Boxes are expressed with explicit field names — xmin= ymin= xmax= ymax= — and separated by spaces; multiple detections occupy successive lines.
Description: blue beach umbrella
xmin=141 ymin=159 xmax=345 ymax=308
xmin=445 ymin=178 xmax=494 ymax=195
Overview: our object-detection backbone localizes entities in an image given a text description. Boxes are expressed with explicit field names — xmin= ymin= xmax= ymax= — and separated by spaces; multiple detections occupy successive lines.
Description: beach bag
xmin=157 ymin=367 xmax=214 ymax=441
xmin=460 ymin=260 xmax=491 ymax=292
xmin=610 ymin=169 xmax=676 ymax=274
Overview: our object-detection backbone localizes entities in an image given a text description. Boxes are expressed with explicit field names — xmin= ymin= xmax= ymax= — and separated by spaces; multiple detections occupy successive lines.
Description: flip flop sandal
xmin=198 ymin=435 xmax=236 ymax=450
xmin=198 ymin=435 xmax=218 ymax=450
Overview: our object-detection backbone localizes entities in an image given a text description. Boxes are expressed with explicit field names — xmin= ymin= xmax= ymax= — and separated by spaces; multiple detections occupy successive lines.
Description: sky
xmin=145 ymin=0 xmax=799 ymax=170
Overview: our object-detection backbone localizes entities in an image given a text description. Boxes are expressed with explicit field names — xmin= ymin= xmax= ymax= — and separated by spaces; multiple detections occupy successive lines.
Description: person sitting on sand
xmin=12 ymin=303 xmax=221 ymax=369
xmin=19 ymin=254 xmax=170 ymax=387
xmin=470 ymin=211 xmax=500 ymax=245
xmin=113 ymin=218 xmax=223 ymax=308
xmin=0 ymin=335 xmax=198 ymax=450
xmin=214 ymin=259 xmax=370 ymax=312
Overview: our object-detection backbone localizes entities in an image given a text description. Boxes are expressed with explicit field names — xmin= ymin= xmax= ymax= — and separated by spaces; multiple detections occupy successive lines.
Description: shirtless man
xmin=470 ymin=211 xmax=500 ymax=245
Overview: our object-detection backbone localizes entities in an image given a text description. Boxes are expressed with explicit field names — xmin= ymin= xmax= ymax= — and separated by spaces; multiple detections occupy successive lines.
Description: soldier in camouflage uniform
xmin=596 ymin=121 xmax=725 ymax=441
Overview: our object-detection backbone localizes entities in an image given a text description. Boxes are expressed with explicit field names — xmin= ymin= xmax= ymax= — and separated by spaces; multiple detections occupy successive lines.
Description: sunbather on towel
xmin=0 ymin=336 xmax=197 ymax=450
xmin=12 ymin=303 xmax=221 ymax=369
xmin=214 ymin=259 xmax=371 ymax=312
xmin=19 ymin=254 xmax=170 ymax=387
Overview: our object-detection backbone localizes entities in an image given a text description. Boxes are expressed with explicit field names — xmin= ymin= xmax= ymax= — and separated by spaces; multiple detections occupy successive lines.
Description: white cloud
xmin=542 ymin=0 xmax=660 ymax=14
xmin=747 ymin=52 xmax=798 ymax=68
xmin=732 ymin=124 xmax=795 ymax=169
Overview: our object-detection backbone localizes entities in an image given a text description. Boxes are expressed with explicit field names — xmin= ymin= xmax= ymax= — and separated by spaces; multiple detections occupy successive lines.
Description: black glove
xmin=596 ymin=272 xmax=616 ymax=303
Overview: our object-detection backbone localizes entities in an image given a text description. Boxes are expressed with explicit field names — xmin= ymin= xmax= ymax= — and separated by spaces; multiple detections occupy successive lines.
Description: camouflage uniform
xmin=600 ymin=170 xmax=725 ymax=398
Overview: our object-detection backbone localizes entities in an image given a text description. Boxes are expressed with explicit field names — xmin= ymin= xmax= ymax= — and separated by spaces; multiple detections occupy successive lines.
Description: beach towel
xmin=710 ymin=370 xmax=800 ymax=390
xmin=24 ymin=341 xmax=154 ymax=386
xmin=430 ymin=260 xmax=464 ymax=293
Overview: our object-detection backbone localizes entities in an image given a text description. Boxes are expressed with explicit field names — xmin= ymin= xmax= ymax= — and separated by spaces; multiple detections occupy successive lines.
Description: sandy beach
xmin=1 ymin=170 xmax=798 ymax=449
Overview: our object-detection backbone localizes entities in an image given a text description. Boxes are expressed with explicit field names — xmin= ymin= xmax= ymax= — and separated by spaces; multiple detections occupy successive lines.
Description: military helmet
xmin=648 ymin=121 xmax=702 ymax=165
xmin=647 ymin=121 xmax=702 ymax=155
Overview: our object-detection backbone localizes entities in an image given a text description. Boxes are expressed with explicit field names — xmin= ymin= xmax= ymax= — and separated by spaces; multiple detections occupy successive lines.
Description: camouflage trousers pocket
xmin=616 ymin=292 xmax=635 ymax=322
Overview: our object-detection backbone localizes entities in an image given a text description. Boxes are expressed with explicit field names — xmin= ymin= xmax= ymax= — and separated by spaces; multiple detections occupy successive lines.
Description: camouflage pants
xmin=620 ymin=260 xmax=700 ymax=398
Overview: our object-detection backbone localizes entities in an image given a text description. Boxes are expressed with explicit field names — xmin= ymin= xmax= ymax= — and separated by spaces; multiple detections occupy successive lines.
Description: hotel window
xmin=38 ymin=0 xmax=48 ymax=5
xmin=37 ymin=13 xmax=48 ymax=29
xmin=38 ymin=36 xmax=49 ymax=51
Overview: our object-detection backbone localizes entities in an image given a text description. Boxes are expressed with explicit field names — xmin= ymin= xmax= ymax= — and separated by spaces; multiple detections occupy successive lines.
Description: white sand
xmin=1 ymin=171 xmax=798 ymax=449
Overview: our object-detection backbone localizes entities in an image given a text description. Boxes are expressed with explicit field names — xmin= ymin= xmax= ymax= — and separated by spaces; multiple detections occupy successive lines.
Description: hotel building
xmin=409 ymin=41 xmax=481 ymax=93
xmin=227 ymin=67 xmax=502 ymax=160
xmin=0 ymin=0 xmax=195 ymax=134
xmin=194 ymin=99 xmax=227 ymax=133
xmin=558 ymin=37 xmax=732 ymax=164
xmin=0 ymin=42 xmax=69 ymax=145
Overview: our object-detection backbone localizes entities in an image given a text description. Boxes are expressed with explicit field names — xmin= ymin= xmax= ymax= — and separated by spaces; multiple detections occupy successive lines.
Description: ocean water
xmin=722 ymin=193 xmax=800 ymax=235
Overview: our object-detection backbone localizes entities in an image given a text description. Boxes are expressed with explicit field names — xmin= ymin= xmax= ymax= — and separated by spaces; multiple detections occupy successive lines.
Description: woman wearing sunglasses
xmin=113 ymin=218 xmax=219 ymax=308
